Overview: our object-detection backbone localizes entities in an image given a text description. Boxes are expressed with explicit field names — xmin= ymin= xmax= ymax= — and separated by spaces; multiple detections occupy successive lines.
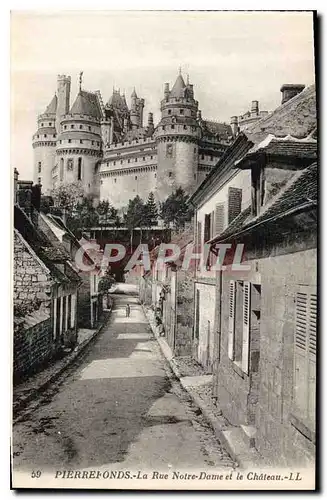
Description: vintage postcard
xmin=11 ymin=10 xmax=317 ymax=490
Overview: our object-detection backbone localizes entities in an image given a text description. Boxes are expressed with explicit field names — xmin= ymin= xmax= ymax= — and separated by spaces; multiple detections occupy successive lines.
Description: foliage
xmin=40 ymin=196 xmax=54 ymax=214
xmin=160 ymin=187 xmax=193 ymax=229
xmin=143 ymin=192 xmax=158 ymax=228
xmin=98 ymin=269 xmax=116 ymax=293
xmin=124 ymin=195 xmax=145 ymax=230
xmin=51 ymin=182 xmax=84 ymax=211
xmin=14 ymin=298 xmax=42 ymax=318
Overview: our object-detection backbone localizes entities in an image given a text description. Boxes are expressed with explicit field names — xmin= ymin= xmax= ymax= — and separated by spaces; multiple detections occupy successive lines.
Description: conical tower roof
xmin=43 ymin=94 xmax=57 ymax=115
xmin=70 ymin=90 xmax=102 ymax=119
xmin=170 ymin=73 xmax=186 ymax=98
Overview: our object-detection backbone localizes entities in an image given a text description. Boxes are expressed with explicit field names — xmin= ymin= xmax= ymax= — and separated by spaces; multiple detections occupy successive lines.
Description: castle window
xmin=41 ymin=123 xmax=44 ymax=127
xmin=92 ymin=141 xmax=94 ymax=145
xmin=114 ymin=161 xmax=116 ymax=166
xmin=64 ymin=125 xmax=67 ymax=130
xmin=120 ymin=160 xmax=123 ymax=164
xmin=80 ymin=140 xmax=83 ymax=144
xmin=60 ymin=158 xmax=64 ymax=181
xmin=151 ymin=155 xmax=153 ymax=159
xmin=171 ymin=125 xmax=175 ymax=130
xmin=97 ymin=142 xmax=100 ymax=146
xmin=44 ymin=134 xmax=47 ymax=138
xmin=168 ymin=110 xmax=172 ymax=115
xmin=135 ymin=158 xmax=138 ymax=162
xmin=162 ymin=126 xmax=165 ymax=131
xmin=154 ymin=173 xmax=157 ymax=178
xmin=114 ymin=178 xmax=117 ymax=183
xmin=77 ymin=157 xmax=82 ymax=180
xmin=38 ymin=177 xmax=41 ymax=184
xmin=194 ymin=147 xmax=197 ymax=153
xmin=180 ymin=109 xmax=184 ymax=114
xmin=79 ymin=125 xmax=83 ymax=129
xmin=48 ymin=122 xmax=51 ymax=126
xmin=38 ymin=162 xmax=41 ymax=173
xmin=60 ymin=140 xmax=62 ymax=144
xmin=100 ymin=180 xmax=103 ymax=185
xmin=201 ymin=154 xmax=205 ymax=160
xmin=71 ymin=124 xmax=74 ymax=129
xmin=68 ymin=139 xmax=72 ymax=143
xmin=135 ymin=176 xmax=137 ymax=180
xmin=54 ymin=134 xmax=56 ymax=138
xmin=88 ymin=126 xmax=91 ymax=131
xmin=128 ymin=159 xmax=130 ymax=163
xmin=184 ymin=125 xmax=187 ymax=130
xmin=194 ymin=174 xmax=196 ymax=180
xmin=168 ymin=171 xmax=173 ymax=177
xmin=37 ymin=135 xmax=39 ymax=138
xmin=166 ymin=144 xmax=173 ymax=158
xmin=143 ymin=157 xmax=145 ymax=161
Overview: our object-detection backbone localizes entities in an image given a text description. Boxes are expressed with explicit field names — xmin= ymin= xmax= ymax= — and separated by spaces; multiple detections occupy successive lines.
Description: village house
xmin=206 ymin=83 xmax=317 ymax=466
xmin=38 ymin=214 xmax=103 ymax=329
xmin=14 ymin=195 xmax=81 ymax=382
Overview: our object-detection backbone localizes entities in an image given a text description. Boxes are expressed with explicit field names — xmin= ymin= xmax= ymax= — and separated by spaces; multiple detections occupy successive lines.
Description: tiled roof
xmin=202 ymin=120 xmax=232 ymax=139
xmin=170 ymin=74 xmax=186 ymax=98
xmin=244 ymin=84 xmax=316 ymax=143
xmin=211 ymin=162 xmax=317 ymax=243
xmin=106 ymin=91 xmax=129 ymax=111
xmin=70 ymin=91 xmax=102 ymax=119
xmin=43 ymin=94 xmax=57 ymax=115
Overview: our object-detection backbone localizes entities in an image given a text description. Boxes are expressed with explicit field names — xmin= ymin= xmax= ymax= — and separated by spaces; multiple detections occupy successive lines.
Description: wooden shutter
xmin=242 ymin=281 xmax=251 ymax=374
xmin=197 ymin=221 xmax=202 ymax=249
xmin=228 ymin=280 xmax=236 ymax=359
xmin=294 ymin=286 xmax=317 ymax=425
xmin=215 ymin=203 xmax=225 ymax=235
xmin=228 ymin=187 xmax=242 ymax=224
xmin=204 ymin=213 xmax=211 ymax=242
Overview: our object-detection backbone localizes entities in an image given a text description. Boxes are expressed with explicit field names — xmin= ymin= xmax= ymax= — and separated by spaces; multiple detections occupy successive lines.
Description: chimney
xmin=280 ymin=84 xmax=305 ymax=105
xmin=230 ymin=116 xmax=239 ymax=137
xmin=251 ymin=100 xmax=259 ymax=116
xmin=148 ymin=112 xmax=154 ymax=126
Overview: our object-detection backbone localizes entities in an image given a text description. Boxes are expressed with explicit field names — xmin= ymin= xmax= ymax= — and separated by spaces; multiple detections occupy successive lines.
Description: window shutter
xmin=294 ymin=290 xmax=309 ymax=415
xmin=228 ymin=280 xmax=236 ymax=359
xmin=215 ymin=203 xmax=225 ymax=235
xmin=242 ymin=281 xmax=251 ymax=374
xmin=228 ymin=187 xmax=242 ymax=224
xmin=308 ymin=293 xmax=317 ymax=425
xmin=197 ymin=221 xmax=202 ymax=249
xmin=204 ymin=213 xmax=211 ymax=242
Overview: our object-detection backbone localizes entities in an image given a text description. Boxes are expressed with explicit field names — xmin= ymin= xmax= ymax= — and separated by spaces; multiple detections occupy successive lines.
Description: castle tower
xmin=130 ymin=88 xmax=145 ymax=129
xmin=56 ymin=75 xmax=71 ymax=134
xmin=154 ymin=71 xmax=201 ymax=201
xmin=55 ymin=74 xmax=103 ymax=199
xmin=32 ymin=94 xmax=58 ymax=194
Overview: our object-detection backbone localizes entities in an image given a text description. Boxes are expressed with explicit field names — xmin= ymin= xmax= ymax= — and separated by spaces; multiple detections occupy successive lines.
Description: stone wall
xmin=175 ymin=269 xmax=194 ymax=356
xmin=256 ymin=249 xmax=316 ymax=466
xmin=13 ymin=317 xmax=53 ymax=383
xmin=194 ymin=281 xmax=216 ymax=370
xmin=14 ymin=231 xmax=52 ymax=305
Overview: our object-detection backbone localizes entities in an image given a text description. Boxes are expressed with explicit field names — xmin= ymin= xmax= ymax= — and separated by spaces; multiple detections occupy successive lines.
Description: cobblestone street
xmin=13 ymin=286 xmax=235 ymax=481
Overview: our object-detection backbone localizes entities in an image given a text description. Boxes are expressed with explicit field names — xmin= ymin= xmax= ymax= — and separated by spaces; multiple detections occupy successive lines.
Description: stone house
xmin=38 ymin=214 xmax=102 ymax=328
xmin=14 ymin=204 xmax=81 ymax=382
xmin=208 ymin=84 xmax=317 ymax=466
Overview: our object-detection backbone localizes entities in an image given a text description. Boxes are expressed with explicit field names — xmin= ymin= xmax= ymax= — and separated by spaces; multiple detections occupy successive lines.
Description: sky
xmin=11 ymin=10 xmax=315 ymax=179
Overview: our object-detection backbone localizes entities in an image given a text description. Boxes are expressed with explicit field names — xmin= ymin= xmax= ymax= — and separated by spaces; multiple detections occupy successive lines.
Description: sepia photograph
xmin=10 ymin=9 xmax=317 ymax=490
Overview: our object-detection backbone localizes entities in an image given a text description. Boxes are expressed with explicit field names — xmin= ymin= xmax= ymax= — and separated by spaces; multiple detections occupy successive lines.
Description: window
xmin=210 ymin=156 xmax=213 ymax=161
xmin=38 ymin=161 xmax=41 ymax=173
xmin=215 ymin=203 xmax=225 ymax=235
xmin=48 ymin=122 xmax=51 ymax=126
xmin=184 ymin=125 xmax=187 ymax=130
xmin=41 ymin=123 xmax=44 ymax=127
xmin=80 ymin=140 xmax=83 ymax=144
xmin=154 ymin=173 xmax=157 ymax=178
xmin=60 ymin=158 xmax=64 ymax=181
xmin=228 ymin=281 xmax=253 ymax=375
xmin=71 ymin=124 xmax=74 ymax=129
xmin=143 ymin=157 xmax=145 ymax=161
xmin=166 ymin=144 xmax=173 ymax=158
xmin=128 ymin=159 xmax=130 ymax=163
xmin=228 ymin=187 xmax=242 ymax=224
xmin=194 ymin=147 xmax=197 ymax=153
xmin=79 ymin=125 xmax=83 ymax=129
xmin=88 ymin=126 xmax=91 ymax=131
xmin=135 ymin=158 xmax=138 ymax=162
xmin=171 ymin=125 xmax=175 ymax=130
xmin=44 ymin=134 xmax=47 ymax=138
xmin=151 ymin=155 xmax=153 ymax=159
xmin=180 ymin=109 xmax=184 ymax=114
xmin=162 ymin=126 xmax=166 ymax=131
xmin=168 ymin=109 xmax=172 ymax=115
xmin=120 ymin=160 xmax=123 ymax=164
xmin=64 ymin=125 xmax=67 ymax=130
xmin=67 ymin=158 xmax=74 ymax=171
xmin=97 ymin=142 xmax=99 ymax=146
xmin=201 ymin=154 xmax=205 ymax=160
xmin=292 ymin=285 xmax=316 ymax=438
xmin=100 ymin=180 xmax=103 ymax=185
xmin=114 ymin=178 xmax=117 ymax=183
xmin=54 ymin=134 xmax=56 ymax=138
xmin=168 ymin=171 xmax=173 ymax=178
xmin=135 ymin=176 xmax=138 ymax=180
xmin=38 ymin=177 xmax=41 ymax=184
xmin=68 ymin=139 xmax=72 ymax=143
xmin=113 ymin=161 xmax=116 ymax=166
xmin=77 ymin=157 xmax=82 ymax=180
xmin=92 ymin=141 xmax=94 ymax=145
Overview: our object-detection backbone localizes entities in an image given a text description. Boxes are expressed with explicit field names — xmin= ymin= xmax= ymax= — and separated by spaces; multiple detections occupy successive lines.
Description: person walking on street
xmin=125 ymin=304 xmax=130 ymax=317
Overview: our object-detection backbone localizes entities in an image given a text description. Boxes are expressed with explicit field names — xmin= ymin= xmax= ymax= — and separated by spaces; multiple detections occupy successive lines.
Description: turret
xmin=230 ymin=116 xmax=239 ymax=137
xmin=56 ymin=75 xmax=71 ymax=134
xmin=130 ymin=89 xmax=144 ymax=129
xmin=155 ymin=71 xmax=201 ymax=201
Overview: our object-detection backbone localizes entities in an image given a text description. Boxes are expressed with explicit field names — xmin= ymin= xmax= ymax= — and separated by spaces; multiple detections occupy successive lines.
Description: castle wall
xmin=33 ymin=144 xmax=56 ymax=195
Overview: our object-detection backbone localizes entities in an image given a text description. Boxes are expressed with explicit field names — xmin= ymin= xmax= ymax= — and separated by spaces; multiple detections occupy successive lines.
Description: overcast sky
xmin=11 ymin=11 xmax=315 ymax=179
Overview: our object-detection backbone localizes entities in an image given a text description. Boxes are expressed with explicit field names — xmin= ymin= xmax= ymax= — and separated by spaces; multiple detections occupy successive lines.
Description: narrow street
xmin=13 ymin=285 xmax=234 ymax=474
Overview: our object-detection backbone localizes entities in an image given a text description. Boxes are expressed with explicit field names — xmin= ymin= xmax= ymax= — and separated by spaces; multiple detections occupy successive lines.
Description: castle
xmin=32 ymin=71 xmax=267 ymax=208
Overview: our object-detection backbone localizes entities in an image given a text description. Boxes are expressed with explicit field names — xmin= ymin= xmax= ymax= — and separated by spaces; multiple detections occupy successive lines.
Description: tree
xmin=124 ymin=195 xmax=145 ymax=249
xmin=52 ymin=182 xmax=84 ymax=212
xmin=160 ymin=187 xmax=193 ymax=229
xmin=98 ymin=269 xmax=116 ymax=309
xmin=143 ymin=192 xmax=158 ymax=228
